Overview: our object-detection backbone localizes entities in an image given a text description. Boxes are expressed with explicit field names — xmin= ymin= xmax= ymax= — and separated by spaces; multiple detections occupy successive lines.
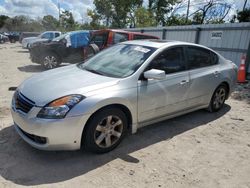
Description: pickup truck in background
xmin=29 ymin=30 xmax=90 ymax=69
xmin=22 ymin=31 xmax=61 ymax=49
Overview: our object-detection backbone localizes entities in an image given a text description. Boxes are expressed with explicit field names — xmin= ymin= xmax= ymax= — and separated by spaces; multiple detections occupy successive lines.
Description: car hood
xmin=18 ymin=65 xmax=120 ymax=106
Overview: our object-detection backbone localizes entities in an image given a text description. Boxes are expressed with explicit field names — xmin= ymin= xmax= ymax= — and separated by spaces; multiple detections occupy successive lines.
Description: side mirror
xmin=144 ymin=69 xmax=165 ymax=80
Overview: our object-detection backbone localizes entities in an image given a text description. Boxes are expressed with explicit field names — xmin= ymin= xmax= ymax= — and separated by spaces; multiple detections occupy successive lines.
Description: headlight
xmin=37 ymin=95 xmax=84 ymax=119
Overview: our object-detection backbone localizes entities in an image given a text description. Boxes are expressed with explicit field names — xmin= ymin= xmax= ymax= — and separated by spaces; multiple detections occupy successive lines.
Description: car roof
xmin=122 ymin=39 xmax=214 ymax=51
xmin=92 ymin=29 xmax=158 ymax=38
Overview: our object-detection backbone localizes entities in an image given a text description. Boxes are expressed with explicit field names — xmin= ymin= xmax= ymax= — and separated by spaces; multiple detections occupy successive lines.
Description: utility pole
xmin=186 ymin=0 xmax=190 ymax=23
xmin=58 ymin=0 xmax=61 ymax=26
xmin=243 ymin=0 xmax=248 ymax=10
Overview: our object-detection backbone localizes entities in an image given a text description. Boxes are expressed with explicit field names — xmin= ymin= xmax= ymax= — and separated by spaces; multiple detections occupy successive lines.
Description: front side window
xmin=186 ymin=47 xmax=217 ymax=69
xmin=113 ymin=32 xmax=129 ymax=44
xmin=41 ymin=32 xmax=53 ymax=39
xmin=78 ymin=44 xmax=156 ymax=78
xmin=149 ymin=47 xmax=186 ymax=74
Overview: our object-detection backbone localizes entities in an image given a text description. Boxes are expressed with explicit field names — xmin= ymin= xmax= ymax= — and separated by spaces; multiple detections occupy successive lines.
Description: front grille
xmin=18 ymin=126 xmax=47 ymax=144
xmin=15 ymin=92 xmax=35 ymax=113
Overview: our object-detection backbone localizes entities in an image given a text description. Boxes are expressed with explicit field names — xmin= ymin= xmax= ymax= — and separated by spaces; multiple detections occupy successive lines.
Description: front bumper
xmin=11 ymin=106 xmax=90 ymax=151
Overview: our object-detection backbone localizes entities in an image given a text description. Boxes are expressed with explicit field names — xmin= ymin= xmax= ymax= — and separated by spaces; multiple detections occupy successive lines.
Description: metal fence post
xmin=162 ymin=28 xmax=167 ymax=40
xmin=246 ymin=40 xmax=250 ymax=80
xmin=195 ymin=27 xmax=201 ymax=44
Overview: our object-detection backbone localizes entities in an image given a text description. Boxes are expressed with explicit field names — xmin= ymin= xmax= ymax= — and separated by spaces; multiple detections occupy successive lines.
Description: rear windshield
xmin=90 ymin=32 xmax=109 ymax=48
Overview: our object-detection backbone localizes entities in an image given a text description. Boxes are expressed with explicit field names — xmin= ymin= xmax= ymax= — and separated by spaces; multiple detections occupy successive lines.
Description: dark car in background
xmin=4 ymin=32 xmax=20 ymax=43
xmin=30 ymin=30 xmax=90 ymax=69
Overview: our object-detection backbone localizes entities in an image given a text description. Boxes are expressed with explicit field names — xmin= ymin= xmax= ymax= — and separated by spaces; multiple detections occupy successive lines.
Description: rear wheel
xmin=42 ymin=53 xmax=61 ymax=69
xmin=208 ymin=84 xmax=228 ymax=112
xmin=83 ymin=108 xmax=127 ymax=153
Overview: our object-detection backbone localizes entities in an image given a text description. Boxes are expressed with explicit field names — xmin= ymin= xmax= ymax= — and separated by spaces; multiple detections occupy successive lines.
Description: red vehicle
xmin=91 ymin=29 xmax=159 ymax=49
xmin=85 ymin=29 xmax=159 ymax=58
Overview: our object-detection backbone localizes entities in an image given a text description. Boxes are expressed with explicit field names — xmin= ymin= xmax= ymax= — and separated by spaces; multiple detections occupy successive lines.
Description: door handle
xmin=180 ymin=80 xmax=189 ymax=85
xmin=214 ymin=71 xmax=220 ymax=77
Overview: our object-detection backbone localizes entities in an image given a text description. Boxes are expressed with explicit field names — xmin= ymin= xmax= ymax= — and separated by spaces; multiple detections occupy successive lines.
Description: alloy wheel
xmin=213 ymin=87 xmax=226 ymax=109
xmin=43 ymin=55 xmax=58 ymax=69
xmin=94 ymin=115 xmax=123 ymax=148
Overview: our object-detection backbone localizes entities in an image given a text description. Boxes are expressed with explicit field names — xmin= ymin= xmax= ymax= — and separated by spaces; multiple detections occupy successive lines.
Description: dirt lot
xmin=0 ymin=43 xmax=250 ymax=188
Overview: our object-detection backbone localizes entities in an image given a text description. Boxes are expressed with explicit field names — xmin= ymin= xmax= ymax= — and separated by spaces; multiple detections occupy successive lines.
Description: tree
xmin=60 ymin=10 xmax=75 ymax=31
xmin=42 ymin=15 xmax=59 ymax=30
xmin=134 ymin=7 xmax=157 ymax=27
xmin=0 ymin=15 xmax=9 ymax=28
xmin=93 ymin=0 xmax=143 ymax=28
xmin=237 ymin=8 xmax=250 ymax=22
xmin=166 ymin=14 xmax=192 ymax=26
xmin=189 ymin=0 xmax=231 ymax=24
xmin=148 ymin=0 xmax=178 ymax=26
xmin=3 ymin=15 xmax=43 ymax=32
xmin=87 ymin=9 xmax=105 ymax=29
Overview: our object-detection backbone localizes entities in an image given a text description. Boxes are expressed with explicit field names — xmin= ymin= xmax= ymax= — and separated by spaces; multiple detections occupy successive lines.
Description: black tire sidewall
xmin=83 ymin=108 xmax=128 ymax=153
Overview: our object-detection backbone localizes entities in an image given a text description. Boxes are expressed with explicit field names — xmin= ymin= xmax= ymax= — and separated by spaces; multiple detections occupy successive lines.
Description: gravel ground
xmin=0 ymin=43 xmax=250 ymax=188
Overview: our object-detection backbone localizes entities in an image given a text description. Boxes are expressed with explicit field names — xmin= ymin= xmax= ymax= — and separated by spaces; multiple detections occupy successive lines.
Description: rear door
xmin=137 ymin=46 xmax=190 ymax=123
xmin=185 ymin=46 xmax=221 ymax=107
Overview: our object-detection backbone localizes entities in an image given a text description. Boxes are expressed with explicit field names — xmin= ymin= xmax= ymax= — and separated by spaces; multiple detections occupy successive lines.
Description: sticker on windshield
xmin=134 ymin=46 xmax=150 ymax=53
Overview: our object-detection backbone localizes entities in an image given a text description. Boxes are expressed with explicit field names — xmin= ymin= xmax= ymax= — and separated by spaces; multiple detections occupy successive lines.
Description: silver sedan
xmin=11 ymin=40 xmax=238 ymax=153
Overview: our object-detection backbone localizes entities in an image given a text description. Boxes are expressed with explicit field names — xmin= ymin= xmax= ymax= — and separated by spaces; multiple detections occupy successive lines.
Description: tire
xmin=83 ymin=108 xmax=128 ymax=153
xmin=41 ymin=53 xmax=61 ymax=69
xmin=84 ymin=43 xmax=100 ymax=60
xmin=208 ymin=84 xmax=228 ymax=112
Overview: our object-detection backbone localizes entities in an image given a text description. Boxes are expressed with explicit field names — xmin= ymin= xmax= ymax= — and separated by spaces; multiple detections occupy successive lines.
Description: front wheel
xmin=42 ymin=53 xmax=61 ymax=69
xmin=208 ymin=84 xmax=228 ymax=112
xmin=83 ymin=108 xmax=128 ymax=153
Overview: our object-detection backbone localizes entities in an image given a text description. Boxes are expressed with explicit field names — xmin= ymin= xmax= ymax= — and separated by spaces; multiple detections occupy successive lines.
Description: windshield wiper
xmin=84 ymin=67 xmax=104 ymax=76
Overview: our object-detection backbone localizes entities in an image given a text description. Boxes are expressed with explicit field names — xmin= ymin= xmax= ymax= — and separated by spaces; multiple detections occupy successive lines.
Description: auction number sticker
xmin=134 ymin=46 xmax=151 ymax=53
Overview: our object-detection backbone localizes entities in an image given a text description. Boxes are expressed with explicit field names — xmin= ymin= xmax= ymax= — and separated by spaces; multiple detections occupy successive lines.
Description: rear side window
xmin=150 ymin=47 xmax=186 ymax=74
xmin=133 ymin=34 xmax=157 ymax=40
xmin=113 ymin=33 xmax=129 ymax=44
xmin=186 ymin=47 xmax=218 ymax=69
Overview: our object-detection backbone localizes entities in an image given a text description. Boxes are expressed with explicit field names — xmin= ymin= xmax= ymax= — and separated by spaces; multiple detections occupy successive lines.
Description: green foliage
xmin=192 ymin=12 xmax=203 ymax=24
xmin=148 ymin=0 xmax=178 ymax=26
xmin=93 ymin=0 xmax=143 ymax=28
xmin=3 ymin=15 xmax=43 ymax=32
xmin=0 ymin=15 xmax=9 ymax=28
xmin=134 ymin=7 xmax=157 ymax=27
xmin=166 ymin=15 xmax=192 ymax=26
xmin=60 ymin=10 xmax=76 ymax=31
xmin=237 ymin=8 xmax=250 ymax=22
xmin=42 ymin=15 xmax=59 ymax=30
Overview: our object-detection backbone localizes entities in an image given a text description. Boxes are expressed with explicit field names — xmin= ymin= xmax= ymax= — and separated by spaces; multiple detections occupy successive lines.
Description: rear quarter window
xmin=186 ymin=46 xmax=218 ymax=69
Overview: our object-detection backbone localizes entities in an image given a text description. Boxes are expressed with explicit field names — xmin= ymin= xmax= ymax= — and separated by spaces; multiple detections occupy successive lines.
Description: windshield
xmin=78 ymin=44 xmax=156 ymax=78
xmin=52 ymin=33 xmax=68 ymax=42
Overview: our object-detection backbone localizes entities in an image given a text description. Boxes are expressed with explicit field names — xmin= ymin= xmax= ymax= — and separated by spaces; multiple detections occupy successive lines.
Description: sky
xmin=0 ymin=0 xmax=249 ymax=23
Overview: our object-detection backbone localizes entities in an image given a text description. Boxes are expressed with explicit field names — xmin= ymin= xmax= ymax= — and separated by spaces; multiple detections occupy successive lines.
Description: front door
xmin=137 ymin=47 xmax=190 ymax=123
